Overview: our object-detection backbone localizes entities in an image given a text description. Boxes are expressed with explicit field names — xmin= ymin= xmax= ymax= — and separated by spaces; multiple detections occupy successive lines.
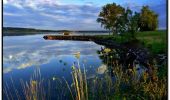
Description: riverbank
xmin=95 ymin=30 xmax=167 ymax=55
xmin=43 ymin=30 xmax=167 ymax=69
xmin=43 ymin=30 xmax=166 ymax=54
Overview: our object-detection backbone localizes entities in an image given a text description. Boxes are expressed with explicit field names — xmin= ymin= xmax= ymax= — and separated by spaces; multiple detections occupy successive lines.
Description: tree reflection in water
xmin=96 ymin=47 xmax=147 ymax=77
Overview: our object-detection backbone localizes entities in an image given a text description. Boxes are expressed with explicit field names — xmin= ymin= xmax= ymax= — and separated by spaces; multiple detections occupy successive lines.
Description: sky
xmin=3 ymin=0 xmax=167 ymax=30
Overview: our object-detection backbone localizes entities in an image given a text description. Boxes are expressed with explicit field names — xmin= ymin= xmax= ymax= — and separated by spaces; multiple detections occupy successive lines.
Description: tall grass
xmin=3 ymin=51 xmax=167 ymax=100
xmin=70 ymin=51 xmax=167 ymax=99
xmin=3 ymin=67 xmax=47 ymax=100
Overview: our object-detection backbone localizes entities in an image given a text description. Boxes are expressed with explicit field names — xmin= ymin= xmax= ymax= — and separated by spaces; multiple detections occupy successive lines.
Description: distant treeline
xmin=3 ymin=27 xmax=62 ymax=32
xmin=3 ymin=27 xmax=110 ymax=36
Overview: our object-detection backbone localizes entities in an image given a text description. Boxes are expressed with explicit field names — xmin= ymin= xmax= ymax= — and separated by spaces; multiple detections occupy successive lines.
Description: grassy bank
xmin=136 ymin=30 xmax=167 ymax=54
xmin=96 ymin=30 xmax=167 ymax=54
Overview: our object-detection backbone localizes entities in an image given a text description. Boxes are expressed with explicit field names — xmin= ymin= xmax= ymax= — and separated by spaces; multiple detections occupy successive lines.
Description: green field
xmin=96 ymin=30 xmax=167 ymax=54
xmin=136 ymin=30 xmax=167 ymax=54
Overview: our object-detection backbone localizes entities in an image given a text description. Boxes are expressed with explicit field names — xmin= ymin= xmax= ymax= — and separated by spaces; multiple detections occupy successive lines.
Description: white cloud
xmin=3 ymin=12 xmax=23 ymax=16
xmin=40 ymin=12 xmax=64 ymax=19
xmin=4 ymin=0 xmax=61 ymax=10
xmin=3 ymin=0 xmax=103 ymax=30
xmin=3 ymin=0 xmax=23 ymax=9
xmin=82 ymin=18 xmax=95 ymax=24
xmin=40 ymin=12 xmax=76 ymax=22
xmin=3 ymin=0 xmax=8 ymax=4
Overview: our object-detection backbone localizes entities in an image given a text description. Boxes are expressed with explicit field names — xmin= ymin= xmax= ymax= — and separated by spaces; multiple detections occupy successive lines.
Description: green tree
xmin=125 ymin=8 xmax=140 ymax=38
xmin=97 ymin=3 xmax=125 ymax=35
xmin=129 ymin=12 xmax=140 ymax=38
xmin=116 ymin=8 xmax=140 ymax=39
xmin=97 ymin=3 xmax=140 ymax=39
xmin=139 ymin=6 xmax=158 ymax=31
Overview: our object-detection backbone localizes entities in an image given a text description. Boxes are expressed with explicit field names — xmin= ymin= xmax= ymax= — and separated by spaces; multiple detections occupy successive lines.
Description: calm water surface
xmin=3 ymin=33 xmax=147 ymax=99
xmin=3 ymin=34 xmax=105 ymax=85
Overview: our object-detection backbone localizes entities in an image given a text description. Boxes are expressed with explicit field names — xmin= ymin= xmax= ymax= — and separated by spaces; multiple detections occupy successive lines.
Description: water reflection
xmin=96 ymin=47 xmax=147 ymax=77
xmin=3 ymin=35 xmax=103 ymax=74
xmin=96 ymin=64 xmax=107 ymax=74
xmin=3 ymin=35 xmax=105 ymax=100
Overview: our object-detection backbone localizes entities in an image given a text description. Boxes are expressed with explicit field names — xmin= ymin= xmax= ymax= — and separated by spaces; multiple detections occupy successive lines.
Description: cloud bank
xmin=3 ymin=0 xmax=166 ymax=30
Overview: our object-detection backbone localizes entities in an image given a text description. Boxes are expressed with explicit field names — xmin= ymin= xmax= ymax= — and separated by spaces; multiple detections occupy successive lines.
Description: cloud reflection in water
xmin=3 ymin=35 xmax=103 ymax=74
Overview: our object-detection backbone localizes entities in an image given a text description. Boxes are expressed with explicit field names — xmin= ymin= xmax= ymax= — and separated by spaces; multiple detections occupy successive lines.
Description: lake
xmin=3 ymin=33 xmax=108 ymax=99
xmin=3 ymin=33 xmax=148 ymax=100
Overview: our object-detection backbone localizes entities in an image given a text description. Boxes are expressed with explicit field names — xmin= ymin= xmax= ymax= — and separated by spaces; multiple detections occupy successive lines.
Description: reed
xmin=3 ymin=51 xmax=167 ymax=100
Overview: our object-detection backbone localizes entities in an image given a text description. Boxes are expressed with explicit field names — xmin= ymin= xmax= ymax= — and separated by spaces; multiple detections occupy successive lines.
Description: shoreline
xmin=43 ymin=35 xmax=167 ymax=68
xmin=43 ymin=35 xmax=122 ymax=48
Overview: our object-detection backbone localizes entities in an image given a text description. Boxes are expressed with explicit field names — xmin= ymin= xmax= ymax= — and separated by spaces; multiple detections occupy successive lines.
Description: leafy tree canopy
xmin=97 ymin=3 xmax=158 ymax=37
xmin=139 ymin=6 xmax=158 ymax=31
xmin=97 ymin=3 xmax=125 ymax=34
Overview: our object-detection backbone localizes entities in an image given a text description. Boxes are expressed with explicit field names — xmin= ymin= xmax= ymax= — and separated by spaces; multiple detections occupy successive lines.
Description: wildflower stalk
xmin=63 ymin=77 xmax=74 ymax=100
xmin=83 ymin=65 xmax=88 ymax=100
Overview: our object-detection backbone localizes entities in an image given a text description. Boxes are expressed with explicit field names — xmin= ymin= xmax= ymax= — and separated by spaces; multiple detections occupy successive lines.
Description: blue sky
xmin=3 ymin=0 xmax=167 ymax=30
